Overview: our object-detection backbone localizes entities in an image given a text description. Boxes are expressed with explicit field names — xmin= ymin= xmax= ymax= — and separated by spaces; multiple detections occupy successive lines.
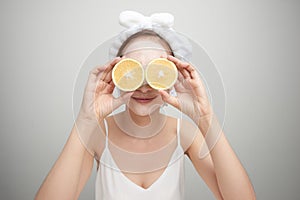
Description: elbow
xmin=222 ymin=186 xmax=257 ymax=200
xmin=246 ymin=181 xmax=257 ymax=200
xmin=248 ymin=189 xmax=257 ymax=200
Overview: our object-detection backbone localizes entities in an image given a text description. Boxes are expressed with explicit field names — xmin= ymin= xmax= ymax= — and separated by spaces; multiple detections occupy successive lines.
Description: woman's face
xmin=119 ymin=36 xmax=172 ymax=116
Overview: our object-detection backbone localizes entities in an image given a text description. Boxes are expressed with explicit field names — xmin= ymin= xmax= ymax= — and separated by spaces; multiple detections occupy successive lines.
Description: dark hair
xmin=117 ymin=29 xmax=174 ymax=57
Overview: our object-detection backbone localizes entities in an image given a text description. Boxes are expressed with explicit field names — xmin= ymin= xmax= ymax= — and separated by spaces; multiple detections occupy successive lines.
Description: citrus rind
xmin=112 ymin=58 xmax=144 ymax=92
xmin=145 ymin=58 xmax=178 ymax=90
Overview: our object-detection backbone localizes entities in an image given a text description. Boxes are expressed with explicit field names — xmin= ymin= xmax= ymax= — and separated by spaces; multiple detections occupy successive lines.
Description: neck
xmin=113 ymin=107 xmax=167 ymax=139
xmin=128 ymin=108 xmax=161 ymax=127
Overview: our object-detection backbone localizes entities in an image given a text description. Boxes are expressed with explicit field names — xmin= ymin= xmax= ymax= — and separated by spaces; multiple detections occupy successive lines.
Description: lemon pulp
xmin=112 ymin=58 xmax=144 ymax=91
xmin=146 ymin=58 xmax=178 ymax=90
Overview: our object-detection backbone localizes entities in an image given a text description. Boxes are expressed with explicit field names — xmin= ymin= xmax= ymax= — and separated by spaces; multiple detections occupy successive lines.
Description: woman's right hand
xmin=77 ymin=57 xmax=133 ymax=123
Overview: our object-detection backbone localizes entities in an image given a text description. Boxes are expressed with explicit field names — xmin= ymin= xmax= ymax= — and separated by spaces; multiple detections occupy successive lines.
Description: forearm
xmin=35 ymin=125 xmax=94 ymax=200
xmin=199 ymin=115 xmax=256 ymax=200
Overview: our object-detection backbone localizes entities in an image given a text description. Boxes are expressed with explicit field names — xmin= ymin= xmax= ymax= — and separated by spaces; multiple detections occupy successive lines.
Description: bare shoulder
xmin=178 ymin=118 xmax=202 ymax=155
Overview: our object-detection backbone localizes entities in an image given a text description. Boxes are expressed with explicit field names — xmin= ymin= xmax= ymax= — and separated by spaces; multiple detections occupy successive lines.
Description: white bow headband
xmin=109 ymin=10 xmax=192 ymax=61
xmin=119 ymin=10 xmax=174 ymax=29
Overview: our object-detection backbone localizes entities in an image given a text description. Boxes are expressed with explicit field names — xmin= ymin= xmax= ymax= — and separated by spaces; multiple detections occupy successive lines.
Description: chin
xmin=129 ymin=107 xmax=152 ymax=117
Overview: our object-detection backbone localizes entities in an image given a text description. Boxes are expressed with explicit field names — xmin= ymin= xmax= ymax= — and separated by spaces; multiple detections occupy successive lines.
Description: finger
xmin=90 ymin=57 xmax=119 ymax=78
xmin=87 ymin=65 xmax=106 ymax=86
xmin=177 ymin=71 xmax=185 ymax=82
xmin=168 ymin=55 xmax=204 ymax=88
xmin=173 ymin=79 xmax=188 ymax=92
xmin=181 ymin=68 xmax=191 ymax=80
xmin=167 ymin=55 xmax=191 ymax=79
xmin=175 ymin=63 xmax=189 ymax=81
xmin=159 ymin=90 xmax=179 ymax=109
xmin=167 ymin=55 xmax=189 ymax=70
xmin=112 ymin=92 xmax=134 ymax=110
xmin=89 ymin=65 xmax=106 ymax=77
xmin=170 ymin=55 xmax=200 ymax=80
xmin=102 ymin=69 xmax=113 ymax=83
xmin=168 ymin=56 xmax=210 ymax=100
xmin=99 ymin=57 xmax=122 ymax=82
xmin=102 ymin=55 xmax=133 ymax=84
xmin=105 ymin=80 xmax=115 ymax=94
xmin=173 ymin=80 xmax=181 ymax=89
xmin=160 ymin=54 xmax=168 ymax=59
xmin=95 ymin=79 xmax=116 ymax=96
xmin=88 ymin=57 xmax=121 ymax=87
xmin=181 ymin=63 xmax=200 ymax=80
xmin=94 ymin=81 xmax=106 ymax=96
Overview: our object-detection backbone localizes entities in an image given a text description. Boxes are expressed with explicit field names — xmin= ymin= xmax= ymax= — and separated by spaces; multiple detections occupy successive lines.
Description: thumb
xmin=159 ymin=90 xmax=179 ymax=109
xmin=112 ymin=92 xmax=134 ymax=110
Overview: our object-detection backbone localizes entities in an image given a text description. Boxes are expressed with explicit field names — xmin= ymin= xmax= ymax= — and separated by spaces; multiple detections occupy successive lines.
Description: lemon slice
xmin=146 ymin=58 xmax=178 ymax=90
xmin=112 ymin=58 xmax=144 ymax=91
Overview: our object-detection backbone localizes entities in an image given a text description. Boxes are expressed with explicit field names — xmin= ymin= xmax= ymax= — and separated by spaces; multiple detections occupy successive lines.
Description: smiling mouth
xmin=131 ymin=96 xmax=157 ymax=103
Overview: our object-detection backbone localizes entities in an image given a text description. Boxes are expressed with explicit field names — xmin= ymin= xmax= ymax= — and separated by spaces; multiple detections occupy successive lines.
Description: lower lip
xmin=132 ymin=97 xmax=156 ymax=104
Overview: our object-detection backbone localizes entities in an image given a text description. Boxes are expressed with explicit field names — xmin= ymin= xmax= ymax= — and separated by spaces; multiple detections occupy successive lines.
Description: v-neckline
xmin=101 ymin=144 xmax=183 ymax=191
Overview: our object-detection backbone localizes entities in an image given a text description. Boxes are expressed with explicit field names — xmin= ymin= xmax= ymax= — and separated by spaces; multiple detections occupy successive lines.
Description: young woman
xmin=35 ymin=11 xmax=256 ymax=200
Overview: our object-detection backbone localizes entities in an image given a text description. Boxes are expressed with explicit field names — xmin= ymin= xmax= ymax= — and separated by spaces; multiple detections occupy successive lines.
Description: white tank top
xmin=95 ymin=118 xmax=185 ymax=200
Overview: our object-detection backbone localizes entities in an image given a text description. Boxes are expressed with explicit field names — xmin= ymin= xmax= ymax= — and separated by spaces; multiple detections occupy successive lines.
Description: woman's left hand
xmin=159 ymin=55 xmax=213 ymax=125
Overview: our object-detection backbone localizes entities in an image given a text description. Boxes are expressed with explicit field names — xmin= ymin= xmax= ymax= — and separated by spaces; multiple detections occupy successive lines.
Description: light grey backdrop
xmin=1 ymin=0 xmax=299 ymax=199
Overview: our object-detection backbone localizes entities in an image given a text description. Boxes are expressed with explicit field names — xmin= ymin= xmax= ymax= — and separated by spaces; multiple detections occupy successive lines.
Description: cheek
xmin=154 ymin=95 xmax=164 ymax=105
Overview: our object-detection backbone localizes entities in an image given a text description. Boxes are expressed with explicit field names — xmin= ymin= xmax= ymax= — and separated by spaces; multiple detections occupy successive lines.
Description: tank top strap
xmin=103 ymin=119 xmax=109 ymax=148
xmin=176 ymin=118 xmax=181 ymax=146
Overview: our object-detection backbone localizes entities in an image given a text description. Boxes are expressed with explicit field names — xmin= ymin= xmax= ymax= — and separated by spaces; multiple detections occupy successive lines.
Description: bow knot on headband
xmin=119 ymin=10 xmax=174 ymax=29
xmin=109 ymin=10 xmax=192 ymax=61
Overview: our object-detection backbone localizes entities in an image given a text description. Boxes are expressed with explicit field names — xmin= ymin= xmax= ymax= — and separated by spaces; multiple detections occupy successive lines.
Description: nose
xmin=136 ymin=83 xmax=153 ymax=93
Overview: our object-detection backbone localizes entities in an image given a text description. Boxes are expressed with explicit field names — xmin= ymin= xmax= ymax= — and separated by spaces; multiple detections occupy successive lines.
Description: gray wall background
xmin=1 ymin=0 xmax=299 ymax=199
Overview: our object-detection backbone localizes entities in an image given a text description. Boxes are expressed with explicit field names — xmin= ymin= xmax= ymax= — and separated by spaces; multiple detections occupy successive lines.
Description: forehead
xmin=121 ymin=37 xmax=171 ymax=64
xmin=123 ymin=49 xmax=168 ymax=63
